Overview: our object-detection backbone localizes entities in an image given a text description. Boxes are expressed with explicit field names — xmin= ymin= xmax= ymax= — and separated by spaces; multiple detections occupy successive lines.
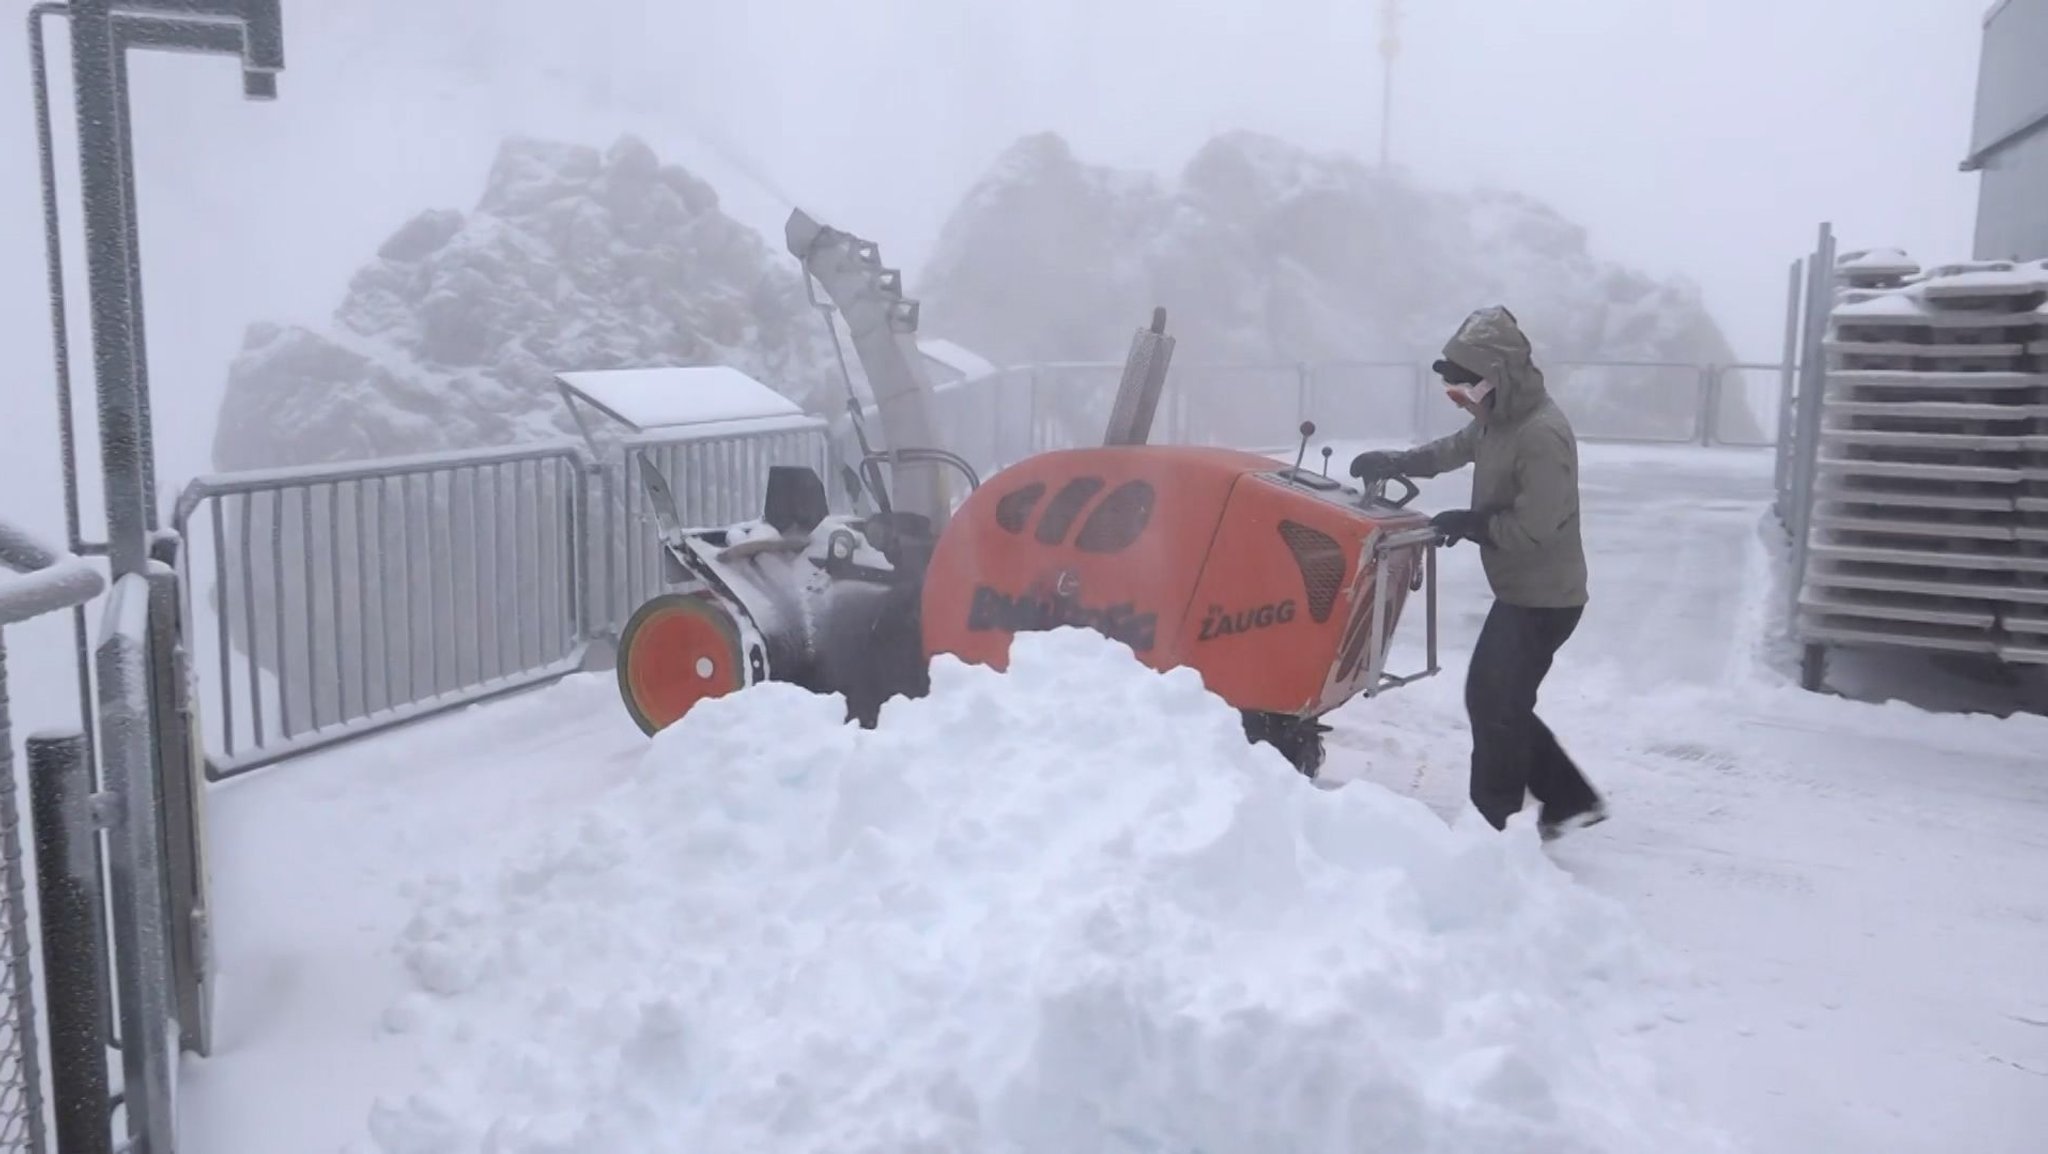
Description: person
xmin=1349 ymin=306 xmax=1606 ymax=842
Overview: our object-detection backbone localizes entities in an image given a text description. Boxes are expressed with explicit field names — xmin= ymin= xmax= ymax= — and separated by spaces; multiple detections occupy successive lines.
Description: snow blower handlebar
xmin=1363 ymin=522 xmax=1443 ymax=698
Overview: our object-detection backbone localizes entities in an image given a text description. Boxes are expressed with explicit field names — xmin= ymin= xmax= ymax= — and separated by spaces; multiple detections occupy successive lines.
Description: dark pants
xmin=1464 ymin=600 xmax=1599 ymax=830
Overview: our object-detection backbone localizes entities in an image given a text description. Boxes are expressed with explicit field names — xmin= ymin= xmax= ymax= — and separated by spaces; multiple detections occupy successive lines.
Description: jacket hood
xmin=1441 ymin=306 xmax=1547 ymax=423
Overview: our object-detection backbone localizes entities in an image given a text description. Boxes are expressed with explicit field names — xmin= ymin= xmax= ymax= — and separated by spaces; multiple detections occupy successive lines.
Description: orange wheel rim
xmin=622 ymin=597 xmax=745 ymax=732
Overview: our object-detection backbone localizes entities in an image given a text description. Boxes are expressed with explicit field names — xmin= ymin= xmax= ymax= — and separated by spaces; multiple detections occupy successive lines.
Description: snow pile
xmin=918 ymin=131 xmax=1753 ymax=443
xmin=211 ymin=135 xmax=841 ymax=473
xmin=363 ymin=628 xmax=1728 ymax=1154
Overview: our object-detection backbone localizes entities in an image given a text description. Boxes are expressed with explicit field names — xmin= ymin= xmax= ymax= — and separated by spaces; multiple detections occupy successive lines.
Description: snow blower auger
xmin=611 ymin=209 xmax=1443 ymax=778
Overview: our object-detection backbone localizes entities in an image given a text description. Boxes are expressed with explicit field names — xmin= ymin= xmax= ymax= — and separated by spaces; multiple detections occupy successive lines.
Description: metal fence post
xmin=1695 ymin=365 xmax=1718 ymax=447
xmin=1786 ymin=224 xmax=1837 ymax=631
xmin=29 ymin=732 xmax=107 ymax=1154
xmin=145 ymin=551 xmax=209 ymax=1058
xmin=1409 ymin=363 xmax=1432 ymax=440
xmin=1774 ymin=256 xmax=1806 ymax=522
xmin=96 ymin=574 xmax=176 ymax=1154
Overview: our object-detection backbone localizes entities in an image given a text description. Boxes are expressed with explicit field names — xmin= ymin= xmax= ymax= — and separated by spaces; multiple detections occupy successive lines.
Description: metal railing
xmin=965 ymin=356 xmax=1781 ymax=464
xmin=172 ymin=443 xmax=594 ymax=781
xmin=595 ymin=424 xmax=836 ymax=641
xmin=172 ymin=421 xmax=839 ymax=782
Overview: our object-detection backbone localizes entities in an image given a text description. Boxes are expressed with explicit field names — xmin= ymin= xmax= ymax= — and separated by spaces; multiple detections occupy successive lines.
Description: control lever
xmin=1319 ymin=446 xmax=1333 ymax=477
xmin=1290 ymin=420 xmax=1316 ymax=475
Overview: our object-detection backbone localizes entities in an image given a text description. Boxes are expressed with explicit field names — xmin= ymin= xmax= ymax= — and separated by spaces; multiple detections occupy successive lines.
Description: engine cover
xmin=920 ymin=445 xmax=1432 ymax=718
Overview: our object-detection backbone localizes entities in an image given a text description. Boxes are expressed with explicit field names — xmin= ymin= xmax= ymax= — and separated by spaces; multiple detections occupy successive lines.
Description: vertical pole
xmin=98 ymin=577 xmax=177 ymax=1154
xmin=1774 ymin=257 xmax=1806 ymax=517
xmin=147 ymin=562 xmax=209 ymax=1058
xmin=1378 ymin=0 xmax=1402 ymax=166
xmin=1696 ymin=365 xmax=1718 ymax=447
xmin=31 ymin=2 xmax=105 ymax=804
xmin=31 ymin=4 xmax=86 ymax=557
xmin=29 ymin=730 xmax=109 ymax=1154
xmin=1786 ymin=224 xmax=1836 ymax=633
xmin=1410 ymin=363 xmax=1432 ymax=440
xmin=1380 ymin=66 xmax=1393 ymax=167
xmin=1295 ymin=362 xmax=1311 ymax=433
xmin=70 ymin=0 xmax=150 ymax=582
xmin=112 ymin=35 xmax=158 ymax=529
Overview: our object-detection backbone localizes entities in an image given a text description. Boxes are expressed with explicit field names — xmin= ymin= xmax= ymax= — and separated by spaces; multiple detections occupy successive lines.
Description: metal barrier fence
xmin=597 ymin=426 xmax=836 ymax=638
xmin=172 ymin=423 xmax=838 ymax=782
xmin=172 ymin=443 xmax=594 ymax=782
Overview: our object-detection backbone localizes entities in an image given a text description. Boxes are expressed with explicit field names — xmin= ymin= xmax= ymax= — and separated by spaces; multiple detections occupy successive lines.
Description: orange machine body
xmin=920 ymin=445 xmax=1431 ymax=717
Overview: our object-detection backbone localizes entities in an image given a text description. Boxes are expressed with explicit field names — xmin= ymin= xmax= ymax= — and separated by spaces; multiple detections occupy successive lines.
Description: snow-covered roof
xmin=554 ymin=366 xmax=808 ymax=433
xmin=1836 ymin=248 xmax=1919 ymax=278
xmin=918 ymin=338 xmax=999 ymax=381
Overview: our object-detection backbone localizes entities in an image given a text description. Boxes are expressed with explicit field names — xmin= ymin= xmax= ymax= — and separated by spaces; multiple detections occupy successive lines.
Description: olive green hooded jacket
xmin=1390 ymin=307 xmax=1588 ymax=609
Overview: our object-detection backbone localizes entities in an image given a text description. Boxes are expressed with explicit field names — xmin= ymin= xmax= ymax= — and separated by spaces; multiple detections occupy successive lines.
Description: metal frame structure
xmin=25 ymin=2 xmax=284 ymax=1151
xmin=167 ymin=420 xmax=839 ymax=783
xmin=1362 ymin=523 xmax=1442 ymax=697
xmin=1782 ymin=224 xmax=1841 ymax=688
xmin=171 ymin=443 xmax=595 ymax=781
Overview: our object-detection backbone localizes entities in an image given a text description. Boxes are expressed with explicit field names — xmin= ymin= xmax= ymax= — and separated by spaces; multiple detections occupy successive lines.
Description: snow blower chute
xmin=609 ymin=210 xmax=1443 ymax=778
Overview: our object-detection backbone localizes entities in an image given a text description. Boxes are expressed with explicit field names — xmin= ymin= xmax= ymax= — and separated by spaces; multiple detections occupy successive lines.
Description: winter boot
xmin=1538 ymin=799 xmax=1608 ymax=843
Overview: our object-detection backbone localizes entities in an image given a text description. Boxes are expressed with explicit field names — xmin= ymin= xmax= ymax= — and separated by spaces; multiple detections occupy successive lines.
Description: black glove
xmin=1348 ymin=451 xmax=1400 ymax=482
xmin=1431 ymin=508 xmax=1491 ymax=547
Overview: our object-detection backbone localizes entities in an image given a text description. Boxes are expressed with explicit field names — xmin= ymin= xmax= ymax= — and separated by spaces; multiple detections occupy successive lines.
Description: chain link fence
xmin=0 ymin=519 xmax=107 ymax=1154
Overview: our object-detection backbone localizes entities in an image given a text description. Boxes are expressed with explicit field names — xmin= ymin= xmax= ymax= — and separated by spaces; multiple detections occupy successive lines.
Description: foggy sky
xmin=0 ymin=0 xmax=1998 ymax=539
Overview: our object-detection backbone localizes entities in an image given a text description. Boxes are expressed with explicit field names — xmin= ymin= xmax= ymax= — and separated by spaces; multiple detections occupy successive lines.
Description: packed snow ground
xmin=176 ymin=444 xmax=2048 ymax=1154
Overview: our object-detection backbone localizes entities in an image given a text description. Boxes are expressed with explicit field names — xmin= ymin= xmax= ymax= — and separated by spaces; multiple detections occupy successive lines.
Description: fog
xmin=0 ymin=0 xmax=1994 ymax=542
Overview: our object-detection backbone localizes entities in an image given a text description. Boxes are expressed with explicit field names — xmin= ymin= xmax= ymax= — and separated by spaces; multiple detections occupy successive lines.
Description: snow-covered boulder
xmin=210 ymin=135 xmax=841 ymax=473
xmin=916 ymin=131 xmax=1753 ymax=445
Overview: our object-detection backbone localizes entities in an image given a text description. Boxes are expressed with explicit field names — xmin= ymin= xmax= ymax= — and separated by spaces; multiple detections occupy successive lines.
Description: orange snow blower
xmin=610 ymin=211 xmax=1442 ymax=777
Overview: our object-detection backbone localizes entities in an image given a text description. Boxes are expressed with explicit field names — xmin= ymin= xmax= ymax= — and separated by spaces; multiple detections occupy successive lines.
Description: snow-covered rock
xmin=916 ymin=131 xmax=1754 ymax=443
xmin=210 ymin=135 xmax=841 ymax=472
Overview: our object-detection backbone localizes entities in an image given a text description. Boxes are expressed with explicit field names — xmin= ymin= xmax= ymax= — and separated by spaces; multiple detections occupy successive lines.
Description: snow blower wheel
xmin=617 ymin=592 xmax=752 ymax=735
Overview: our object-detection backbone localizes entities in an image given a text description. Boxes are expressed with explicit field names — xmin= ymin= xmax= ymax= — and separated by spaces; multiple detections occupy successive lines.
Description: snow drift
xmin=366 ymin=628 xmax=1728 ymax=1154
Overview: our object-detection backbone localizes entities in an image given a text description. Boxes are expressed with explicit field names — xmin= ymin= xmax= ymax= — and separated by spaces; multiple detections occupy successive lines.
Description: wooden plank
xmin=2001 ymin=611 xmax=2048 ymax=637
xmin=1821 ymin=399 xmax=2044 ymax=421
xmin=1809 ymin=541 xmax=2048 ymax=574
xmin=1815 ymin=456 xmax=2023 ymax=483
xmin=1817 ymin=427 xmax=2027 ymax=452
xmin=1824 ymin=339 xmax=2028 ymax=358
xmin=1798 ymin=592 xmax=1997 ymax=629
xmin=1814 ymin=481 xmax=2017 ymax=512
xmin=1812 ymin=510 xmax=2016 ymax=541
xmin=1828 ymin=369 xmax=2047 ymax=390
xmin=1798 ymin=617 xmax=1998 ymax=655
xmin=1804 ymin=568 xmax=2048 ymax=605
xmin=1996 ymin=641 xmax=2048 ymax=665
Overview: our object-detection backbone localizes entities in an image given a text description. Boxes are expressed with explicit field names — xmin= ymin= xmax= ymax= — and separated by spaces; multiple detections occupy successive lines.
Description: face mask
xmin=1447 ymin=381 xmax=1495 ymax=416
